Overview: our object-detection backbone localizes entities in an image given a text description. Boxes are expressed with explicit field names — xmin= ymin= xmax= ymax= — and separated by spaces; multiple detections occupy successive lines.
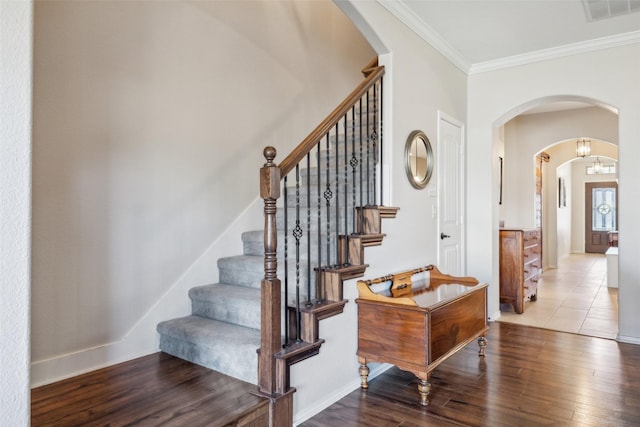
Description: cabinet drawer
xmin=524 ymin=275 xmax=538 ymax=297
xmin=523 ymin=246 xmax=539 ymax=263
xmin=523 ymin=230 xmax=539 ymax=245
xmin=524 ymin=264 xmax=539 ymax=280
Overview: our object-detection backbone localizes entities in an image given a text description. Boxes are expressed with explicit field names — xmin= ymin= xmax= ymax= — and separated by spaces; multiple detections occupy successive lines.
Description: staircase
xmin=156 ymin=60 xmax=392 ymax=426
xmin=156 ymin=208 xmax=394 ymax=384
xmin=156 ymin=229 xmax=314 ymax=384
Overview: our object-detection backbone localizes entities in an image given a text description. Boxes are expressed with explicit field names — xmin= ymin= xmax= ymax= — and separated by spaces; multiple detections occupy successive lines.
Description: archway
xmin=494 ymin=96 xmax=619 ymax=337
xmin=539 ymin=139 xmax=618 ymax=268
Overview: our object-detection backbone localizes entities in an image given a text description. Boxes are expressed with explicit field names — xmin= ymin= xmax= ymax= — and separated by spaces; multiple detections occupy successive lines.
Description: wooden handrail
xmin=361 ymin=57 xmax=379 ymax=77
xmin=277 ymin=65 xmax=384 ymax=177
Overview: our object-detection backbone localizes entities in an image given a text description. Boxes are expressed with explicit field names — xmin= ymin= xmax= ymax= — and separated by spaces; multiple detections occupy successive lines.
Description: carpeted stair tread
xmin=241 ymin=230 xmax=336 ymax=260
xmin=218 ymin=254 xmax=313 ymax=288
xmin=242 ymin=230 xmax=284 ymax=257
xmin=189 ymin=283 xmax=261 ymax=329
xmin=217 ymin=255 xmax=266 ymax=288
xmin=157 ymin=315 xmax=260 ymax=384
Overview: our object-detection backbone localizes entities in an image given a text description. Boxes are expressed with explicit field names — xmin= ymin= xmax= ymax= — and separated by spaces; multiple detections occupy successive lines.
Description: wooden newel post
xmin=259 ymin=146 xmax=281 ymax=396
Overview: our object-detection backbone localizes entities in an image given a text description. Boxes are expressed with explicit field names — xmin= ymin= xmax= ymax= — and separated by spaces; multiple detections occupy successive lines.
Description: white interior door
xmin=437 ymin=112 xmax=466 ymax=275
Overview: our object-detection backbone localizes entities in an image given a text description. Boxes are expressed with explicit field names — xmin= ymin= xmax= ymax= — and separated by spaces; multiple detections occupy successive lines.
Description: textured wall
xmin=31 ymin=0 xmax=375 ymax=385
xmin=0 ymin=1 xmax=32 ymax=424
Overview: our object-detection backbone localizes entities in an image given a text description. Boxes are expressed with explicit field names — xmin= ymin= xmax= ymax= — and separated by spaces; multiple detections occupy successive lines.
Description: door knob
xmin=440 ymin=233 xmax=451 ymax=239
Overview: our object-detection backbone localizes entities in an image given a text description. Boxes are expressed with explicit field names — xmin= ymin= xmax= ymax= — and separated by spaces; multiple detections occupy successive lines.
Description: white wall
xmin=556 ymin=162 xmax=572 ymax=260
xmin=292 ymin=1 xmax=468 ymax=422
xmin=467 ymin=44 xmax=640 ymax=341
xmin=0 ymin=1 xmax=32 ymax=424
xmin=31 ymin=0 xmax=376 ymax=385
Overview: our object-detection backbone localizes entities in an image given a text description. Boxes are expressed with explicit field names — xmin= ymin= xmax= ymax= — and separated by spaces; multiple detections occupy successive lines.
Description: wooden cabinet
xmin=499 ymin=228 xmax=541 ymax=314
xmin=356 ymin=265 xmax=488 ymax=406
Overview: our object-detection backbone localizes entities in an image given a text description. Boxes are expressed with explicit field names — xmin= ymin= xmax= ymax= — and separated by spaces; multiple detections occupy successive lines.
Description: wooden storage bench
xmin=356 ymin=265 xmax=488 ymax=406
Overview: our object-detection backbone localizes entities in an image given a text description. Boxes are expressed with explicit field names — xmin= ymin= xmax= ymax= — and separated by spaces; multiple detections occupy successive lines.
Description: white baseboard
xmin=616 ymin=334 xmax=640 ymax=345
xmin=293 ymin=363 xmax=392 ymax=426
xmin=31 ymin=343 xmax=159 ymax=388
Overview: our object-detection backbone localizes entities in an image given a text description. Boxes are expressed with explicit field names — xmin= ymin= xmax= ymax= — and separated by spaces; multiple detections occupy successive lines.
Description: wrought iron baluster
xmin=293 ymin=165 xmax=302 ymax=343
xmin=351 ymin=106 xmax=358 ymax=235
xmin=325 ymin=132 xmax=332 ymax=270
xmin=378 ymin=79 xmax=383 ymax=206
xmin=316 ymin=142 xmax=322 ymax=303
xmin=366 ymin=88 xmax=371 ymax=207
xmin=306 ymin=154 xmax=312 ymax=307
xmin=371 ymin=84 xmax=379 ymax=207
xmin=334 ymin=122 xmax=340 ymax=266
xmin=283 ymin=176 xmax=289 ymax=347
xmin=343 ymin=115 xmax=349 ymax=264
xmin=358 ymin=97 xmax=364 ymax=232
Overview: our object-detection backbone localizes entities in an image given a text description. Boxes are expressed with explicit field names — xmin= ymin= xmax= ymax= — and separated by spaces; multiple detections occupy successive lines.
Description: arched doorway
xmin=494 ymin=98 xmax=619 ymax=338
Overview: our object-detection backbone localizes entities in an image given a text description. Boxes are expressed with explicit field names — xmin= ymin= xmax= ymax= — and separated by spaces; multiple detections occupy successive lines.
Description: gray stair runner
xmin=157 ymin=226 xmax=319 ymax=385
xmin=157 ymin=315 xmax=260 ymax=384
xmin=157 ymin=123 xmax=377 ymax=385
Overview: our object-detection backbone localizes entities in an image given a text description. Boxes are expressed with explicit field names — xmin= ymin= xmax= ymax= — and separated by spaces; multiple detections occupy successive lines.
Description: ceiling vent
xmin=583 ymin=0 xmax=640 ymax=21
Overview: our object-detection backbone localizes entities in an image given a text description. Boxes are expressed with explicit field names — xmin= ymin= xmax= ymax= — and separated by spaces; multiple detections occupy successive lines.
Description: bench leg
xmin=418 ymin=378 xmax=431 ymax=406
xmin=358 ymin=357 xmax=370 ymax=390
xmin=478 ymin=336 xmax=488 ymax=357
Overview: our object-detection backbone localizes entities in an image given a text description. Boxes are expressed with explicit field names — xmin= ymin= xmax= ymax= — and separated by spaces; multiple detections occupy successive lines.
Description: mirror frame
xmin=404 ymin=130 xmax=434 ymax=189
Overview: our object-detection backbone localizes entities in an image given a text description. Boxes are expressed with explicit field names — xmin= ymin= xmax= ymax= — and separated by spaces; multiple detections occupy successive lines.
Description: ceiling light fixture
xmin=576 ymin=138 xmax=591 ymax=158
xmin=593 ymin=157 xmax=603 ymax=174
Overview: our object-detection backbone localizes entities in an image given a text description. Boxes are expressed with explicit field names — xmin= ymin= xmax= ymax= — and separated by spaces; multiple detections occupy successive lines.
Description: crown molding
xmin=376 ymin=0 xmax=640 ymax=76
xmin=376 ymin=0 xmax=471 ymax=73
xmin=469 ymin=30 xmax=640 ymax=74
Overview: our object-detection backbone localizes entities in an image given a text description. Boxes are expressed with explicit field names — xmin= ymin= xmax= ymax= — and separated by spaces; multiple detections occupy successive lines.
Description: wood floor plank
xmin=31 ymin=353 xmax=267 ymax=427
xmin=32 ymin=323 xmax=640 ymax=426
xmin=301 ymin=322 xmax=640 ymax=427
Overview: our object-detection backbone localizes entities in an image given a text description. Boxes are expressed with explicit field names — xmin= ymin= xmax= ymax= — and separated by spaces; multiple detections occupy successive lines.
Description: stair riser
xmin=275 ymin=220 xmax=343 ymax=236
xmin=327 ymin=117 xmax=378 ymax=137
xmin=296 ymin=167 xmax=379 ymax=187
xmin=192 ymin=297 xmax=261 ymax=330
xmin=283 ymin=188 xmax=376 ymax=208
xmin=191 ymin=291 xmax=316 ymax=330
xmin=287 ymin=158 xmax=378 ymax=177
xmin=315 ymin=146 xmax=380 ymax=168
xmin=276 ymin=206 xmax=362 ymax=224
xmin=243 ymin=240 xmax=338 ymax=263
xmin=315 ymin=116 xmax=377 ymax=136
xmin=242 ymin=230 xmax=339 ymax=259
xmin=158 ymin=334 xmax=258 ymax=384
xmin=218 ymin=260 xmax=315 ymax=289
xmin=294 ymin=124 xmax=378 ymax=162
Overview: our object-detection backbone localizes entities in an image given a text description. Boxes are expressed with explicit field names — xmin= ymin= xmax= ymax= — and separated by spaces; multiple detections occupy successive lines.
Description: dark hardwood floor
xmin=302 ymin=322 xmax=640 ymax=427
xmin=31 ymin=352 xmax=269 ymax=426
xmin=32 ymin=322 xmax=640 ymax=426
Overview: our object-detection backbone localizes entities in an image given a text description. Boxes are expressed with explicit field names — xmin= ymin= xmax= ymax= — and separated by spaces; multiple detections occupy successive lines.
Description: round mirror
xmin=404 ymin=130 xmax=434 ymax=189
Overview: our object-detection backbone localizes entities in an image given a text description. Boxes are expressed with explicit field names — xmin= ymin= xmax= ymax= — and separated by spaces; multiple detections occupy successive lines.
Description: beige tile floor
xmin=497 ymin=253 xmax=619 ymax=339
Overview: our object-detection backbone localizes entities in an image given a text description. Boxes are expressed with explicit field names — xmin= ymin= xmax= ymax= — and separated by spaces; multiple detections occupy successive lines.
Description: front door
xmin=437 ymin=112 xmax=465 ymax=275
xmin=585 ymin=181 xmax=617 ymax=253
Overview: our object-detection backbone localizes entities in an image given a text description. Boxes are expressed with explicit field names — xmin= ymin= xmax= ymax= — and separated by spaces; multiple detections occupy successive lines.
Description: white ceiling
xmin=380 ymin=0 xmax=640 ymax=74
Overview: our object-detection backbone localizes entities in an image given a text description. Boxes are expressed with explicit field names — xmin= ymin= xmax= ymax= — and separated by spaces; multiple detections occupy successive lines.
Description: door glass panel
xmin=592 ymin=187 xmax=616 ymax=231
